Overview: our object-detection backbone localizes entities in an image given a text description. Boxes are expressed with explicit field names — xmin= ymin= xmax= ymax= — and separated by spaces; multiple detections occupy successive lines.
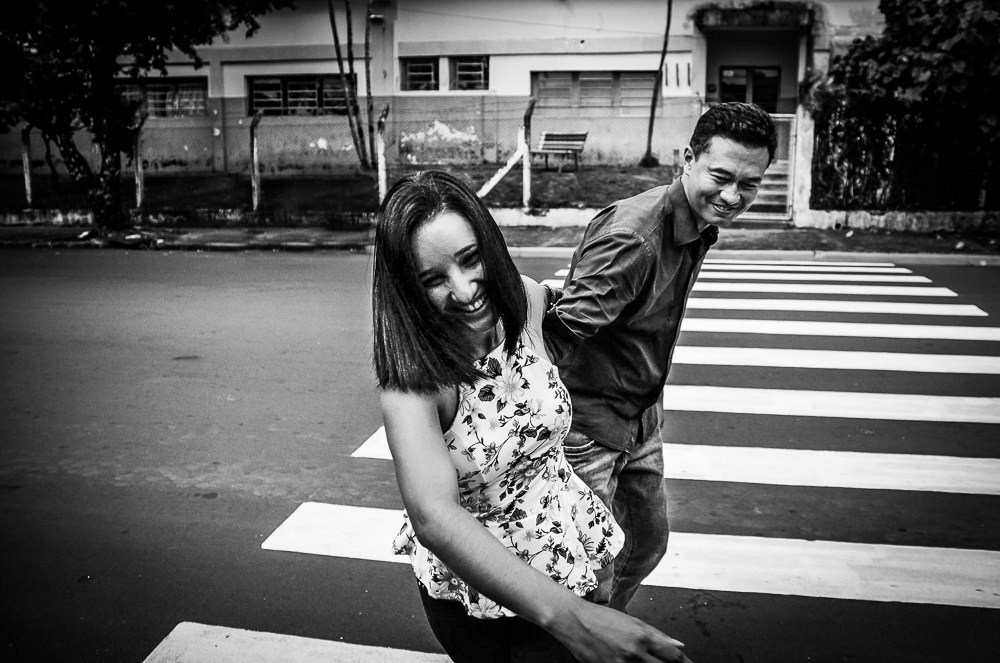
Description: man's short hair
xmin=689 ymin=102 xmax=778 ymax=165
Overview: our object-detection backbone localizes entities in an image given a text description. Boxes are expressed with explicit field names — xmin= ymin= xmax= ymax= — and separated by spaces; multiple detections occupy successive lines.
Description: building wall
xmin=704 ymin=30 xmax=801 ymax=112
xmin=6 ymin=0 xmax=885 ymax=217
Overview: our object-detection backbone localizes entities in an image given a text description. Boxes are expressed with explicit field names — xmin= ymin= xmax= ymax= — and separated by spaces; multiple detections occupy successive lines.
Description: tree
xmin=640 ymin=0 xmax=673 ymax=168
xmin=326 ymin=0 xmax=378 ymax=172
xmin=814 ymin=0 xmax=999 ymax=210
xmin=0 ymin=0 xmax=294 ymax=230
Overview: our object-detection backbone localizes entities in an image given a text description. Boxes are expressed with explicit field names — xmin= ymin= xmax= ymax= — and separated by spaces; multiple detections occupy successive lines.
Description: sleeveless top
xmin=392 ymin=335 xmax=624 ymax=619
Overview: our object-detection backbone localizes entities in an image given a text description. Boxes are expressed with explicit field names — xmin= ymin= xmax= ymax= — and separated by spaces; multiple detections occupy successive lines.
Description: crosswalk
xmin=145 ymin=258 xmax=1000 ymax=661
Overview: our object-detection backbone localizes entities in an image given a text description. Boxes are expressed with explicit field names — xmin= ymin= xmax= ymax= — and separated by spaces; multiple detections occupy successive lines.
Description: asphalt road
xmin=2 ymin=249 xmax=999 ymax=663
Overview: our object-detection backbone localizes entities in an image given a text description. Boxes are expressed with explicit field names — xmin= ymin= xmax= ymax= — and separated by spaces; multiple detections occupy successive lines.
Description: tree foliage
xmin=810 ymin=0 xmax=999 ymax=211
xmin=0 ymin=0 xmax=294 ymax=228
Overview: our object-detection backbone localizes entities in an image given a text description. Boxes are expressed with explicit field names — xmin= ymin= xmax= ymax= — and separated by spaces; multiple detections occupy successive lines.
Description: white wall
xmin=395 ymin=0 xmax=696 ymax=41
xmin=218 ymin=0 xmax=359 ymax=47
xmin=490 ymin=53 xmax=693 ymax=96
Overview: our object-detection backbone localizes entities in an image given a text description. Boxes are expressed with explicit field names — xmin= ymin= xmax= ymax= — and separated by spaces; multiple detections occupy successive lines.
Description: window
xmin=402 ymin=57 xmax=438 ymax=91
xmin=116 ymin=78 xmax=208 ymax=118
xmin=579 ymin=72 xmax=613 ymax=106
xmin=536 ymin=71 xmax=572 ymax=105
xmin=619 ymin=73 xmax=656 ymax=111
xmin=450 ymin=56 xmax=489 ymax=90
xmin=247 ymin=75 xmax=354 ymax=116
xmin=720 ymin=66 xmax=779 ymax=113
xmin=532 ymin=71 xmax=658 ymax=113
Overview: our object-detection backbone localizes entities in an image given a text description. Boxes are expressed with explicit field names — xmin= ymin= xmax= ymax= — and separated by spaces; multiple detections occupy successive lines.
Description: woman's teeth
xmin=460 ymin=295 xmax=486 ymax=313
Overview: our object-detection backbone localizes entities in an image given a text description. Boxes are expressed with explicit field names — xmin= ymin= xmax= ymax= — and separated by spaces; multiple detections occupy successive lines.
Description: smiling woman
xmin=412 ymin=211 xmax=501 ymax=356
xmin=368 ymin=169 xmax=693 ymax=663
xmin=371 ymin=170 xmax=527 ymax=393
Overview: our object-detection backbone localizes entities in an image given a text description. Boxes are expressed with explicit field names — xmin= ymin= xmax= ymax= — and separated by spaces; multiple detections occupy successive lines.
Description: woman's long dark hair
xmin=372 ymin=170 xmax=526 ymax=393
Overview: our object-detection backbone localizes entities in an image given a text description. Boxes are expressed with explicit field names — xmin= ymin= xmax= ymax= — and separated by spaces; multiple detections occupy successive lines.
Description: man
xmin=543 ymin=101 xmax=777 ymax=611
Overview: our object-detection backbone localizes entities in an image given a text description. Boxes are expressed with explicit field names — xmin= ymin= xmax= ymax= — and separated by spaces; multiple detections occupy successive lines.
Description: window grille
xmin=535 ymin=72 xmax=572 ymax=107
xmin=402 ymin=58 xmax=438 ymax=91
xmin=450 ymin=56 xmax=489 ymax=90
xmin=115 ymin=78 xmax=208 ymax=118
xmin=286 ymin=79 xmax=319 ymax=115
xmin=533 ymin=71 xmax=657 ymax=113
xmin=620 ymin=73 xmax=656 ymax=111
xmin=247 ymin=75 xmax=353 ymax=116
xmin=249 ymin=78 xmax=284 ymax=115
xmin=579 ymin=72 xmax=613 ymax=107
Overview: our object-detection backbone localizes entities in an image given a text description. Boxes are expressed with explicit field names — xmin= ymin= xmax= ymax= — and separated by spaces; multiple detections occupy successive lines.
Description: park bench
xmin=531 ymin=131 xmax=588 ymax=172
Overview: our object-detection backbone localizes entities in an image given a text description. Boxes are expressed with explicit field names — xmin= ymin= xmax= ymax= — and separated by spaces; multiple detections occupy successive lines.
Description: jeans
xmin=417 ymin=583 xmax=577 ymax=663
xmin=562 ymin=421 xmax=669 ymax=612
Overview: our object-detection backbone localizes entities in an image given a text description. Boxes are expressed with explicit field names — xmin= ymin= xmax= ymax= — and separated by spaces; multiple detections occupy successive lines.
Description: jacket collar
xmin=667 ymin=177 xmax=718 ymax=247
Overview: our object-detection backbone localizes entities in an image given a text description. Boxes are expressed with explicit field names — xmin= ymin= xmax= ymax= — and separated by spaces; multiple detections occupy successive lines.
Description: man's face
xmin=681 ymin=136 xmax=771 ymax=226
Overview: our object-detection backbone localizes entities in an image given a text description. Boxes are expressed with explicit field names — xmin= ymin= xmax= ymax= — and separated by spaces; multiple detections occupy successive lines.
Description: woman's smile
xmin=456 ymin=293 xmax=488 ymax=314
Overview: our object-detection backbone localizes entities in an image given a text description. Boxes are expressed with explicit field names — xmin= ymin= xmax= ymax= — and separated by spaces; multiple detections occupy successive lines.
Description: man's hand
xmin=543 ymin=284 xmax=563 ymax=310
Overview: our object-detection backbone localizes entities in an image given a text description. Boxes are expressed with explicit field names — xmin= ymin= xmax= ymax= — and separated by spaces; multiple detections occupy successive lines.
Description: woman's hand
xmin=552 ymin=600 xmax=693 ymax=663
xmin=382 ymin=388 xmax=692 ymax=662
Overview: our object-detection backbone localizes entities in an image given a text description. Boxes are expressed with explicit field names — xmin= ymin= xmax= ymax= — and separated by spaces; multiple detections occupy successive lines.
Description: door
xmin=719 ymin=66 xmax=780 ymax=113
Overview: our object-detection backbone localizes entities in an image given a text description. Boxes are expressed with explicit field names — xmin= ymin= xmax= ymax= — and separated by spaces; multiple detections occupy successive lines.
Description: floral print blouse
xmin=393 ymin=335 xmax=624 ymax=619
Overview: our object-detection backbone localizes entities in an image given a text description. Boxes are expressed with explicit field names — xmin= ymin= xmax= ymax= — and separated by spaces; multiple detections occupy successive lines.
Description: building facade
xmin=5 ymin=0 xmax=884 ymax=222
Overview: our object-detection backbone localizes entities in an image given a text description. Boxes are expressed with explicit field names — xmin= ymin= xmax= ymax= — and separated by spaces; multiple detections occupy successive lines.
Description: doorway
xmin=719 ymin=66 xmax=780 ymax=113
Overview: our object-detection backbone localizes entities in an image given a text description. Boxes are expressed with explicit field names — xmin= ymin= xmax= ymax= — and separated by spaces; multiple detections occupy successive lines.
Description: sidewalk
xmin=1 ymin=222 xmax=998 ymax=265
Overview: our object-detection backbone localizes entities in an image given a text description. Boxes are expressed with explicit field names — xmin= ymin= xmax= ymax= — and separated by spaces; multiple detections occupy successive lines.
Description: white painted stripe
xmin=262 ymin=502 xmax=1000 ymax=609
xmin=693 ymin=282 xmax=957 ymax=296
xmin=674 ymin=346 xmax=1000 ymax=374
xmin=262 ymin=502 xmax=403 ymax=564
xmin=685 ymin=298 xmax=987 ymax=316
xmin=355 ymin=427 xmax=391 ymax=459
xmin=143 ymin=621 xmax=449 ymax=663
xmin=703 ymin=264 xmax=913 ymax=273
xmin=542 ymin=278 xmax=565 ymax=289
xmin=663 ymin=385 xmax=1000 ymax=424
xmin=653 ymin=532 xmax=1000 ymax=609
xmin=664 ymin=444 xmax=1000 ymax=495
xmin=557 ymin=264 xmax=914 ymax=279
xmin=681 ymin=317 xmax=1000 ymax=341
xmin=697 ymin=271 xmax=930 ymax=283
xmin=353 ymin=428 xmax=1000 ymax=495
xmin=706 ymin=259 xmax=897 ymax=267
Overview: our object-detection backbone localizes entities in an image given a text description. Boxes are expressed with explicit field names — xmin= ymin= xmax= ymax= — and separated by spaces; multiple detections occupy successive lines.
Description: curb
xmin=507 ymin=246 xmax=1000 ymax=265
xmin=0 ymin=237 xmax=372 ymax=252
xmin=5 ymin=238 xmax=999 ymax=265
xmin=3 ymin=233 xmax=998 ymax=265
xmin=160 ymin=240 xmax=372 ymax=252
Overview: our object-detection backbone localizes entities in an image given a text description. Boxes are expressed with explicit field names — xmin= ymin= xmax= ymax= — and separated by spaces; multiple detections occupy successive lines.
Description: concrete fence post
xmin=250 ymin=111 xmax=263 ymax=212
xmin=21 ymin=127 xmax=32 ymax=208
xmin=376 ymin=105 xmax=390 ymax=203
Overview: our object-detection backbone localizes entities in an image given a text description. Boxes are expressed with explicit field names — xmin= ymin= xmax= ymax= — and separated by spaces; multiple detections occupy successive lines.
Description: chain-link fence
xmin=3 ymin=96 xmax=708 ymax=212
xmin=5 ymin=96 xmax=704 ymax=176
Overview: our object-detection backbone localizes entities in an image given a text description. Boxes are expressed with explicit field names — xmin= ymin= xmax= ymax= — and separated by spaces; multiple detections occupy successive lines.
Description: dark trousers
xmin=417 ymin=583 xmax=577 ymax=663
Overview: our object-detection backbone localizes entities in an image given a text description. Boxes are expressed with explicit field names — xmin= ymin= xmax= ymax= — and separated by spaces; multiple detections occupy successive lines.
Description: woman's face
xmin=412 ymin=210 xmax=497 ymax=345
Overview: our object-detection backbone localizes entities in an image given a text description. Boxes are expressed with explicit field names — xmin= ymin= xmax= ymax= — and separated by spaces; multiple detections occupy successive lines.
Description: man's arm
xmin=542 ymin=229 xmax=650 ymax=364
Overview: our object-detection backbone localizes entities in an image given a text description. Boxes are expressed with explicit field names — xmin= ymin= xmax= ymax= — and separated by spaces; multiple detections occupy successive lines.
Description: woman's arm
xmin=519 ymin=275 xmax=551 ymax=362
xmin=381 ymin=388 xmax=692 ymax=663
